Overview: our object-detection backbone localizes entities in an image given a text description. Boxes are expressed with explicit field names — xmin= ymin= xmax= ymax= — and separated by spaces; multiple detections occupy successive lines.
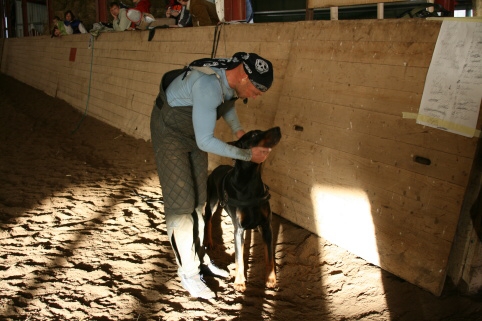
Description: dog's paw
xmin=234 ymin=282 xmax=247 ymax=292
xmin=266 ymin=271 xmax=277 ymax=289
xmin=265 ymin=278 xmax=277 ymax=289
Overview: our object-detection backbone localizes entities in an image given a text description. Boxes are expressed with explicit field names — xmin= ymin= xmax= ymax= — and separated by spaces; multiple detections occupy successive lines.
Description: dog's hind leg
xmin=203 ymin=175 xmax=216 ymax=249
xmin=203 ymin=207 xmax=212 ymax=249
xmin=203 ymin=203 xmax=223 ymax=249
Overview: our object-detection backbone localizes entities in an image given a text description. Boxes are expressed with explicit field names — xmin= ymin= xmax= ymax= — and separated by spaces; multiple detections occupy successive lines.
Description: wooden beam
xmin=377 ymin=2 xmax=384 ymax=19
xmin=330 ymin=6 xmax=338 ymax=20
xmin=476 ymin=0 xmax=482 ymax=17
xmin=1 ymin=0 xmax=6 ymax=38
xmin=96 ymin=0 xmax=108 ymax=23
xmin=47 ymin=0 xmax=53 ymax=30
xmin=21 ymin=0 xmax=28 ymax=37
xmin=307 ymin=0 xmax=405 ymax=20
xmin=5 ymin=0 xmax=13 ymax=37
xmin=308 ymin=0 xmax=404 ymax=7
xmin=306 ymin=0 xmax=314 ymax=20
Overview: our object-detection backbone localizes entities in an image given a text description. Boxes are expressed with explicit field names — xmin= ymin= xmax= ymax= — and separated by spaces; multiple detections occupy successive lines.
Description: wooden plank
xmin=285 ymin=77 xmax=422 ymax=116
xmin=286 ymin=59 xmax=427 ymax=93
xmin=217 ymin=22 xmax=296 ymax=43
xmin=267 ymin=174 xmax=455 ymax=255
xmin=93 ymin=57 xmax=172 ymax=75
xmin=297 ymin=20 xmax=441 ymax=43
xmin=265 ymin=164 xmax=462 ymax=243
xmin=265 ymin=135 xmax=466 ymax=215
xmin=308 ymin=0 xmax=404 ymax=8
xmin=89 ymin=85 xmax=128 ymax=109
xmin=92 ymin=72 xmax=130 ymax=92
xmin=276 ymin=96 xmax=478 ymax=159
xmin=291 ymin=40 xmax=435 ymax=68
xmin=0 ymin=39 xmax=4 ymax=69
xmin=266 ymin=177 xmax=455 ymax=295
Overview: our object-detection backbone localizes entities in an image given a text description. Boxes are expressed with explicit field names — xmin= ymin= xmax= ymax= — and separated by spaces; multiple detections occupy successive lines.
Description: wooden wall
xmin=265 ymin=19 xmax=481 ymax=296
xmin=1 ymin=19 xmax=481 ymax=296
xmin=307 ymin=0 xmax=404 ymax=7
xmin=0 ymin=38 xmax=4 ymax=67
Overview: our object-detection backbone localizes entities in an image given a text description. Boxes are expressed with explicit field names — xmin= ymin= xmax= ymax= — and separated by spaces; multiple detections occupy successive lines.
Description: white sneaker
xmin=144 ymin=15 xmax=156 ymax=23
xmin=180 ymin=274 xmax=215 ymax=299
xmin=202 ymin=262 xmax=230 ymax=278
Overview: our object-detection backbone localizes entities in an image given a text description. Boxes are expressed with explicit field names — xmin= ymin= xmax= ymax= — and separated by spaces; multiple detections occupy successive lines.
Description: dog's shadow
xmin=205 ymin=210 xmax=235 ymax=269
xmin=202 ymin=209 xmax=237 ymax=295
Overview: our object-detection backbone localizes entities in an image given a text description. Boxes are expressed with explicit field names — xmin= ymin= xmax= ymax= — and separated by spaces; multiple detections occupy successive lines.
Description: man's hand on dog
xmin=251 ymin=147 xmax=272 ymax=163
xmin=235 ymin=130 xmax=272 ymax=163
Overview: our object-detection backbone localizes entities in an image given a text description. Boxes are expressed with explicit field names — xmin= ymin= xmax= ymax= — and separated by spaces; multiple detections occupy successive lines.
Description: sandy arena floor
xmin=1 ymin=73 xmax=481 ymax=321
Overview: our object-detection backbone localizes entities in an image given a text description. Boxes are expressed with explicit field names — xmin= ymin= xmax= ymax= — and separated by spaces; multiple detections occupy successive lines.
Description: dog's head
xmin=234 ymin=126 xmax=282 ymax=149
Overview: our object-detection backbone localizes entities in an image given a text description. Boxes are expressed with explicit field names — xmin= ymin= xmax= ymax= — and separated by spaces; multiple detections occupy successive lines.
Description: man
xmin=150 ymin=52 xmax=274 ymax=299
xmin=51 ymin=16 xmax=72 ymax=37
xmin=110 ymin=2 xmax=131 ymax=31
xmin=190 ymin=0 xmax=219 ymax=26
xmin=166 ymin=0 xmax=192 ymax=28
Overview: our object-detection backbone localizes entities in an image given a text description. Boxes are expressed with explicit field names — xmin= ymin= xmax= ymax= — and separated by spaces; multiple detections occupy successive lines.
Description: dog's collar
xmin=219 ymin=170 xmax=271 ymax=208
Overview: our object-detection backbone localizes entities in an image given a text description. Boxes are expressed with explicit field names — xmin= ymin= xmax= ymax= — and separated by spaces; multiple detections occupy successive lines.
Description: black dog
xmin=204 ymin=126 xmax=282 ymax=292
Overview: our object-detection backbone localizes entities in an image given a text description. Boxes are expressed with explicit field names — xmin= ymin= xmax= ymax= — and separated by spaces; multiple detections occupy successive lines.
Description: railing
xmin=305 ymin=0 xmax=434 ymax=20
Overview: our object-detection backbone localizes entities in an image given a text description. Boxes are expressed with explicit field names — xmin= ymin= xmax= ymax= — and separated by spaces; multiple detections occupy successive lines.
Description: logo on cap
xmin=255 ymin=59 xmax=269 ymax=74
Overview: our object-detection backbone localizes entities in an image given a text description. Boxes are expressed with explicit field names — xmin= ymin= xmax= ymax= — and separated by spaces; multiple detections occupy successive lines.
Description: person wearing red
xmin=127 ymin=0 xmax=153 ymax=29
xmin=166 ymin=0 xmax=192 ymax=27
xmin=133 ymin=0 xmax=151 ymax=13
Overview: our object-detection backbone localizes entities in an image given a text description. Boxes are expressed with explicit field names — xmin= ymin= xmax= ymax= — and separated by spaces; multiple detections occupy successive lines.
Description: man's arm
xmin=117 ymin=8 xmax=132 ymax=31
xmin=191 ymin=76 xmax=252 ymax=161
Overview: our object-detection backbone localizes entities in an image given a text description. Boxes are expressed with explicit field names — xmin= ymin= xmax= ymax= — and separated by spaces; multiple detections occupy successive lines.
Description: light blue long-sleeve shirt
xmin=166 ymin=68 xmax=252 ymax=161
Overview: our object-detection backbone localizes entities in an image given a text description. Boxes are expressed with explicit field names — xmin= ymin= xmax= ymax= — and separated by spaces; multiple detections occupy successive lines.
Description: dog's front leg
xmin=233 ymin=225 xmax=246 ymax=292
xmin=260 ymin=223 xmax=277 ymax=289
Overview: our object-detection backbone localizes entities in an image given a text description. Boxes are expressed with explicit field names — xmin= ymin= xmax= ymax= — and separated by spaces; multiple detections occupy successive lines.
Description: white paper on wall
xmin=417 ymin=19 xmax=482 ymax=138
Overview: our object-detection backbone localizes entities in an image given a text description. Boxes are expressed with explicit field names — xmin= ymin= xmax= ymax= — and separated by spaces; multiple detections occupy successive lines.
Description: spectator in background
xmin=132 ymin=0 xmax=151 ymax=13
xmin=127 ymin=0 xmax=155 ymax=30
xmin=51 ymin=16 xmax=72 ymax=37
xmin=64 ymin=10 xmax=87 ymax=34
xmin=246 ymin=0 xmax=254 ymax=23
xmin=166 ymin=0 xmax=192 ymax=28
xmin=110 ymin=1 xmax=131 ymax=31
xmin=166 ymin=0 xmax=182 ymax=12
xmin=166 ymin=0 xmax=182 ymax=21
xmin=189 ymin=0 xmax=219 ymax=26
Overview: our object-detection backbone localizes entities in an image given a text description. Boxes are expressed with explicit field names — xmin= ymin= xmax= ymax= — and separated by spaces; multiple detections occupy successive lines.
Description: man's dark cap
xmin=233 ymin=52 xmax=273 ymax=92
xmin=187 ymin=52 xmax=274 ymax=92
